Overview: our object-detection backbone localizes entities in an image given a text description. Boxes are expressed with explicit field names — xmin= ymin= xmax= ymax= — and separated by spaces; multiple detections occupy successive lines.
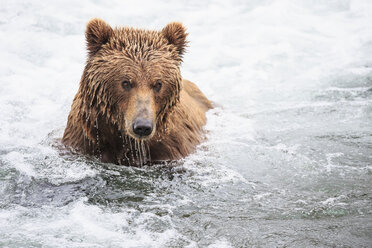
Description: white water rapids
xmin=0 ymin=0 xmax=371 ymax=247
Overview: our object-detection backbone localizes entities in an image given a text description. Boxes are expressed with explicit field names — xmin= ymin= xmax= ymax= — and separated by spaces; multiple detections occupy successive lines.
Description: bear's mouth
xmin=127 ymin=131 xmax=155 ymax=141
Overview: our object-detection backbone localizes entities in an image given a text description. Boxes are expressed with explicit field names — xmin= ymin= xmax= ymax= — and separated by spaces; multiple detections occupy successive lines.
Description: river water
xmin=0 ymin=0 xmax=371 ymax=247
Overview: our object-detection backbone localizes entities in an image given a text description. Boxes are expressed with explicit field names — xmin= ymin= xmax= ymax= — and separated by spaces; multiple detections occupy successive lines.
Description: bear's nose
xmin=132 ymin=118 xmax=153 ymax=137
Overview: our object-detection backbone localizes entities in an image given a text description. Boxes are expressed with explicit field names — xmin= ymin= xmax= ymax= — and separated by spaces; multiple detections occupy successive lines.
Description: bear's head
xmin=81 ymin=18 xmax=187 ymax=141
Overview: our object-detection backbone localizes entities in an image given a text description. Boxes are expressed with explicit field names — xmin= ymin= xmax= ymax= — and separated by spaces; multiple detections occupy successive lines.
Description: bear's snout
xmin=132 ymin=118 xmax=153 ymax=138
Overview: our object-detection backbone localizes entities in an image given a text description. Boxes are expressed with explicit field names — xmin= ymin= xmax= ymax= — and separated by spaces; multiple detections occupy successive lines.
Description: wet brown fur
xmin=62 ymin=18 xmax=212 ymax=165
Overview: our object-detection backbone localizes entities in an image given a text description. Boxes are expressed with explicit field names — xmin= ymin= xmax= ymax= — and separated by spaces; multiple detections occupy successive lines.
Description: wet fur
xmin=62 ymin=19 xmax=212 ymax=165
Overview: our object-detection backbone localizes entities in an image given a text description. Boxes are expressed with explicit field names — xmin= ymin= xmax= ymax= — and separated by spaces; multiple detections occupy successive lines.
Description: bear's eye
xmin=122 ymin=80 xmax=132 ymax=90
xmin=154 ymin=81 xmax=162 ymax=92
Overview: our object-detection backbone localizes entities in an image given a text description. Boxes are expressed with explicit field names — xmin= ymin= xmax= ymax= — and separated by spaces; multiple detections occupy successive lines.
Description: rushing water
xmin=1 ymin=0 xmax=372 ymax=247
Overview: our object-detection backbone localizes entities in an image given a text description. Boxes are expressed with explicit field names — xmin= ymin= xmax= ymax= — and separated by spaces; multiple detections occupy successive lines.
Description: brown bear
xmin=62 ymin=18 xmax=212 ymax=166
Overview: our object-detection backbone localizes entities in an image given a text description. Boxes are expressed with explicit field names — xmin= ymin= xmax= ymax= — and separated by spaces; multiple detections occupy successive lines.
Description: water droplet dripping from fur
xmin=95 ymin=118 xmax=102 ymax=160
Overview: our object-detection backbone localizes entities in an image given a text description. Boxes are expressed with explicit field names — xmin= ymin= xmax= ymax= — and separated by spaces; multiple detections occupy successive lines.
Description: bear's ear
xmin=161 ymin=22 xmax=188 ymax=59
xmin=86 ymin=18 xmax=113 ymax=56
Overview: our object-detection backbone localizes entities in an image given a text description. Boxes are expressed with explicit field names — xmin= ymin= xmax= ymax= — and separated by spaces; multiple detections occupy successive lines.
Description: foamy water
xmin=0 ymin=0 xmax=371 ymax=247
